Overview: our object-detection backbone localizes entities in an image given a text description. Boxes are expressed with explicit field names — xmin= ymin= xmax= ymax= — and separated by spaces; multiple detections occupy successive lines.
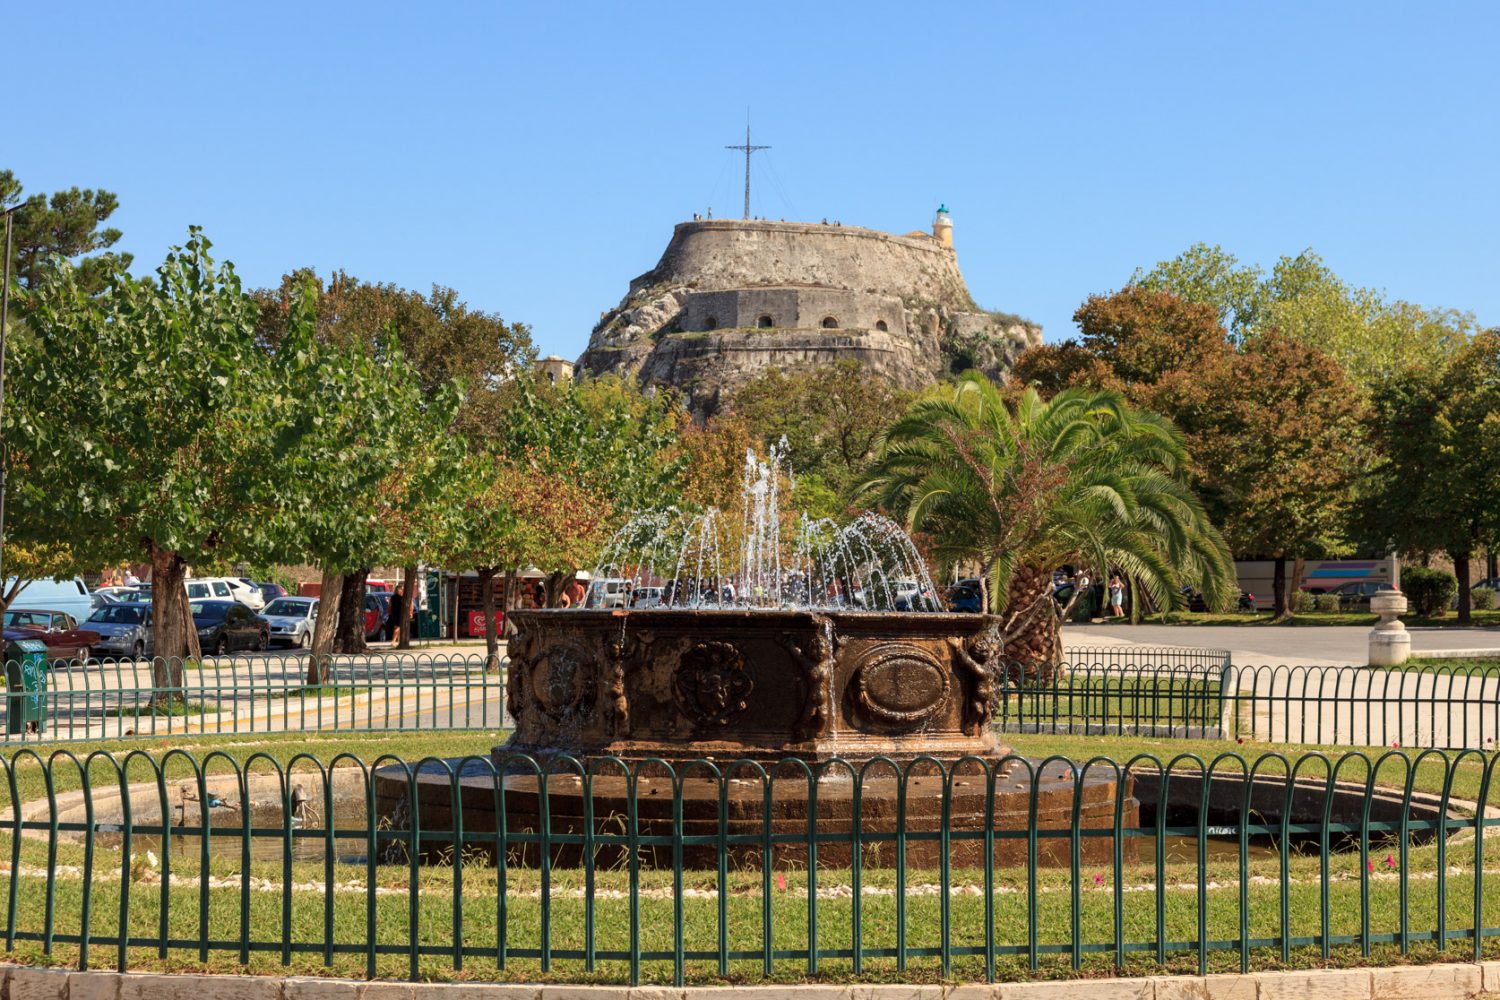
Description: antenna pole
xmin=725 ymin=120 xmax=770 ymax=220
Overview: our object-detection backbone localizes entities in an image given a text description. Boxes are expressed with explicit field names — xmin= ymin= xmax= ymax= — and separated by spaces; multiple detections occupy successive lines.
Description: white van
xmin=185 ymin=577 xmax=265 ymax=610
xmin=2 ymin=577 xmax=93 ymax=622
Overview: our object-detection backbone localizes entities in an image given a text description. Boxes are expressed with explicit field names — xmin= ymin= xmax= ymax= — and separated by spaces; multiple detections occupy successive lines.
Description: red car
xmin=3 ymin=608 xmax=102 ymax=665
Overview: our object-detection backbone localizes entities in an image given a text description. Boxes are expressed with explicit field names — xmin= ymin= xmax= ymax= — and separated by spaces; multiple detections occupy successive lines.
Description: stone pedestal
xmin=1369 ymin=591 xmax=1411 ymax=667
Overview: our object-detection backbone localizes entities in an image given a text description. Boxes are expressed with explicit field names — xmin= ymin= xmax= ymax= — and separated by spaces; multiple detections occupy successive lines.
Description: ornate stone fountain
xmin=378 ymin=448 xmax=1135 ymax=867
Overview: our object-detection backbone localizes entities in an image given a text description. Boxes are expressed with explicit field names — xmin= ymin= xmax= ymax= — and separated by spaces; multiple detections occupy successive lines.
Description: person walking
xmin=387 ymin=584 xmax=407 ymax=645
xmin=1108 ymin=575 xmax=1125 ymax=618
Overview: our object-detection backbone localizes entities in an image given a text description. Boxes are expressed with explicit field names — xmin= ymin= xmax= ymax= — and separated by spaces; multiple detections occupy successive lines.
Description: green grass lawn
xmin=1371 ymin=657 xmax=1500 ymax=676
xmin=1151 ymin=610 xmax=1500 ymax=628
xmin=0 ymin=730 xmax=1497 ymax=984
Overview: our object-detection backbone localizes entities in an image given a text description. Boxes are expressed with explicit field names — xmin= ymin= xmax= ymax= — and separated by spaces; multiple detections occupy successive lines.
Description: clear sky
xmin=9 ymin=2 xmax=1497 ymax=356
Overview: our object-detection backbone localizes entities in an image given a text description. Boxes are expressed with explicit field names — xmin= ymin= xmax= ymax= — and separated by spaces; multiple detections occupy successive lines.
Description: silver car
xmin=261 ymin=596 xmax=318 ymax=649
xmin=85 ymin=604 xmax=153 ymax=661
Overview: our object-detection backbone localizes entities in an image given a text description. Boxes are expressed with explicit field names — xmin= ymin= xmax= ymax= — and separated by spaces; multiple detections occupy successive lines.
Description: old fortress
xmin=576 ymin=208 xmax=1041 ymax=414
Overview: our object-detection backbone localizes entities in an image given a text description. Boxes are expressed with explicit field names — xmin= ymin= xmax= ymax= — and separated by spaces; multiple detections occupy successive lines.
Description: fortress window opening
xmin=757 ymin=315 xmax=774 ymax=328
xmin=821 ymin=316 xmax=839 ymax=329
xmin=704 ymin=316 xmax=718 ymax=331
xmin=875 ymin=319 xmax=888 ymax=332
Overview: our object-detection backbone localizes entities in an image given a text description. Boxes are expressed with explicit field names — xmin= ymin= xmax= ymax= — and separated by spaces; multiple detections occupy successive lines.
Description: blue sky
xmin=9 ymin=2 xmax=1497 ymax=356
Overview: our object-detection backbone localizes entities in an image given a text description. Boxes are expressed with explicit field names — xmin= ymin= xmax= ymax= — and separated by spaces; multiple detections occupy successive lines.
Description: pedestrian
xmin=566 ymin=577 xmax=586 ymax=607
xmin=1108 ymin=575 xmax=1125 ymax=618
xmin=388 ymin=585 xmax=407 ymax=645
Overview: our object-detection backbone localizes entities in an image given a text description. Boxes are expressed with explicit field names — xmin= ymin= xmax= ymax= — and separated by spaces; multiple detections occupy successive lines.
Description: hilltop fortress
xmin=576 ymin=209 xmax=1042 ymax=414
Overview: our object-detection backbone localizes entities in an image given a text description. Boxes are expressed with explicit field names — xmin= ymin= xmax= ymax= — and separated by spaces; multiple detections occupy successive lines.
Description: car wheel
xmin=298 ymin=631 xmax=309 ymax=650
xmin=254 ymin=631 xmax=267 ymax=652
xmin=214 ymin=635 xmax=229 ymax=656
xmin=131 ymin=640 xmax=145 ymax=662
xmin=76 ymin=646 xmax=92 ymax=667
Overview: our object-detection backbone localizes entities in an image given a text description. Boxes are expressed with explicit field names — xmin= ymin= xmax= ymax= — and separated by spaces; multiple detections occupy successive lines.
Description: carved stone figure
xmin=782 ymin=616 xmax=835 ymax=740
xmin=948 ymin=624 xmax=1000 ymax=733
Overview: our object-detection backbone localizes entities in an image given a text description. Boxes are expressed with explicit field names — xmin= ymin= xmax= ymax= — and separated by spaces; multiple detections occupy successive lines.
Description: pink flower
xmin=1367 ymin=859 xmax=1374 ymax=873
xmin=1385 ymin=854 xmax=1396 ymax=869
xmin=1393 ymin=741 xmax=1400 ymax=749
xmin=775 ymin=873 xmax=787 ymax=891
xmin=1094 ymin=873 xmax=1104 ymax=887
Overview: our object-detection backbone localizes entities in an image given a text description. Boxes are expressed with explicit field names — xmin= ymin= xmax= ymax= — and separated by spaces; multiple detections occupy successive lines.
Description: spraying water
xmin=587 ymin=443 xmax=944 ymax=612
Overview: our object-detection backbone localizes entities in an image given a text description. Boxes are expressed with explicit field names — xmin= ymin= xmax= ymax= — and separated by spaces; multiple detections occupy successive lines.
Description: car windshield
xmin=88 ymin=606 xmax=145 ymax=625
xmin=264 ymin=599 xmax=310 ymax=617
xmin=189 ymin=602 xmax=227 ymax=621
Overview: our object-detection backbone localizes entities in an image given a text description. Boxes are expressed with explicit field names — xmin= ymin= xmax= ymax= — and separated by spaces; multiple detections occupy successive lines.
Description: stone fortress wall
xmin=578 ymin=213 xmax=1041 ymax=415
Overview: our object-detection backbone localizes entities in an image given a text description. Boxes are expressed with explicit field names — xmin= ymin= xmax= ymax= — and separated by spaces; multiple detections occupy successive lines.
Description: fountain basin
xmin=500 ymin=608 xmax=1011 ymax=766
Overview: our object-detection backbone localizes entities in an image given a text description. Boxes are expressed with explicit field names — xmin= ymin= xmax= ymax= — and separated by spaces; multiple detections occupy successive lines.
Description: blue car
xmin=947 ymin=579 xmax=984 ymax=613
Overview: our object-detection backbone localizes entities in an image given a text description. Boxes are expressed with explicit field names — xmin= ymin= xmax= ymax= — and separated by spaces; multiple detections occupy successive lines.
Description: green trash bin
xmin=5 ymin=638 xmax=50 ymax=735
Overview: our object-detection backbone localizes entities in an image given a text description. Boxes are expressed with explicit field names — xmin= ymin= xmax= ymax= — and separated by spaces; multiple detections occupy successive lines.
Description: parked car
xmin=948 ymin=579 xmax=984 ymax=613
xmin=2 ymin=608 xmax=102 ymax=665
xmin=115 ymin=587 xmax=152 ymax=604
xmin=1 ymin=577 xmax=93 ymax=622
xmin=86 ymin=604 xmax=153 ymax=661
xmin=365 ymin=592 xmax=390 ymax=641
xmin=190 ymin=599 xmax=269 ymax=655
xmin=262 ymin=596 xmax=318 ymax=649
xmin=256 ymin=582 xmax=287 ymax=603
xmin=1328 ymin=580 xmax=1396 ymax=610
xmin=185 ymin=577 xmax=266 ymax=611
xmin=630 ymin=586 xmax=664 ymax=609
xmin=585 ymin=578 xmax=633 ymax=609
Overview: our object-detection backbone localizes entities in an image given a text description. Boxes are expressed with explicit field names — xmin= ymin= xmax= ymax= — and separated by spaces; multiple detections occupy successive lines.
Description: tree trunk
xmin=1271 ymin=556 xmax=1288 ymax=619
xmin=1000 ymin=564 xmax=1060 ymax=684
xmin=1454 ymin=550 xmax=1472 ymax=624
xmin=1289 ymin=556 xmax=1306 ymax=615
xmin=335 ymin=569 xmax=368 ymax=654
xmin=308 ymin=566 xmax=344 ymax=684
xmin=397 ymin=564 xmax=418 ymax=650
xmin=478 ymin=567 xmax=500 ymax=672
xmin=147 ymin=545 xmax=189 ymax=703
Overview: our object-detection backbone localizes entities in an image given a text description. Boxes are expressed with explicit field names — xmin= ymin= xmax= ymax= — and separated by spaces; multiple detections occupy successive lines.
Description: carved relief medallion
xmin=530 ymin=642 xmax=596 ymax=718
xmin=852 ymin=644 xmax=950 ymax=727
xmin=674 ymin=641 xmax=753 ymax=728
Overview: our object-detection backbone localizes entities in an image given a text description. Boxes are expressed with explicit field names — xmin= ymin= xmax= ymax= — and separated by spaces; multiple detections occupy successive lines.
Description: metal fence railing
xmin=6 ymin=655 xmax=1500 ymax=751
xmin=1061 ymin=645 xmax=1232 ymax=675
xmin=0 ymin=654 xmax=506 ymax=742
xmin=1002 ymin=662 xmax=1500 ymax=750
xmin=0 ymin=749 xmax=1497 ymax=985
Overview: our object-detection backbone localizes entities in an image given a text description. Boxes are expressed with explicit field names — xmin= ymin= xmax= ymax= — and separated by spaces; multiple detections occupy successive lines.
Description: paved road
xmin=1064 ymin=622 xmax=1500 ymax=667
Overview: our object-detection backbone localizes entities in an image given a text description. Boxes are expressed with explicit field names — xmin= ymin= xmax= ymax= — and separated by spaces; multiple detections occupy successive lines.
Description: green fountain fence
xmin=0 ymin=749 xmax=1499 ymax=984
xmin=3 ymin=653 xmax=1499 ymax=751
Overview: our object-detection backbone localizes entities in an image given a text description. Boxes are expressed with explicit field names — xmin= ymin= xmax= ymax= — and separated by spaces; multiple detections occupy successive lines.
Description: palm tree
xmin=856 ymin=373 xmax=1234 ymax=678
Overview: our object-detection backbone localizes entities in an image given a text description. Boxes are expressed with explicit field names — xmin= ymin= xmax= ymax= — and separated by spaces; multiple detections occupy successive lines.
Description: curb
xmin=4 ymin=961 xmax=1500 ymax=1000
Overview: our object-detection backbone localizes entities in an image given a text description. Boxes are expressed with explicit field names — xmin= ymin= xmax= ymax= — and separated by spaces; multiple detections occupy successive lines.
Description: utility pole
xmin=725 ymin=120 xmax=770 ymax=220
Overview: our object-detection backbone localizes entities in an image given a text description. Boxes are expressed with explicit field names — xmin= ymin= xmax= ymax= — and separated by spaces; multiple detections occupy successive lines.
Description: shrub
xmin=1290 ymin=589 xmax=1316 ymax=613
xmin=1472 ymin=587 xmax=1497 ymax=611
xmin=1314 ymin=593 xmax=1341 ymax=612
xmin=1402 ymin=566 xmax=1458 ymax=616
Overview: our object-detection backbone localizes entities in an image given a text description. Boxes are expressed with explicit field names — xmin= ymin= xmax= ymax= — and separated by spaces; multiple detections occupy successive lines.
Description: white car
xmin=185 ymin=577 xmax=265 ymax=610
xmin=260 ymin=596 xmax=318 ymax=649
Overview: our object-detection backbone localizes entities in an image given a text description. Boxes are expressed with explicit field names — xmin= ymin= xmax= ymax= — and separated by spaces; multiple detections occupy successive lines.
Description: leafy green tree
xmin=1365 ymin=331 xmax=1500 ymax=621
xmin=254 ymin=270 xmax=534 ymax=445
xmin=0 ymin=169 xmax=130 ymax=292
xmin=1161 ymin=331 xmax=1370 ymax=616
xmin=729 ymin=361 xmax=914 ymax=515
xmin=1133 ymin=243 xmax=1475 ymax=387
xmin=12 ymin=231 xmax=395 ymax=689
xmin=857 ymin=373 xmax=1234 ymax=675
xmin=1013 ymin=288 xmax=1372 ymax=614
